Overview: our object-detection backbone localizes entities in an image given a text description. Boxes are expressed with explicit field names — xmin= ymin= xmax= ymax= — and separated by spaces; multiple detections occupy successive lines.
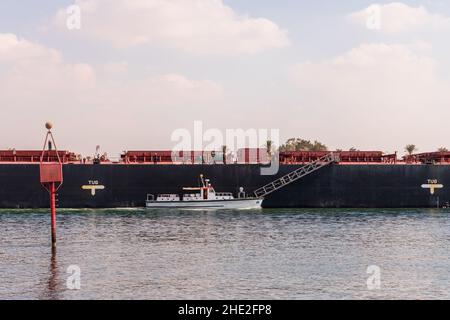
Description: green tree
xmin=279 ymin=138 xmax=328 ymax=152
xmin=310 ymin=140 xmax=328 ymax=151
xmin=438 ymin=147 xmax=448 ymax=152
xmin=405 ymin=144 xmax=417 ymax=155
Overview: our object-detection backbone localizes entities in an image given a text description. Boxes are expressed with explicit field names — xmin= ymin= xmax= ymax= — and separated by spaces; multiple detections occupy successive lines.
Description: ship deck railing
xmin=3 ymin=160 xmax=450 ymax=165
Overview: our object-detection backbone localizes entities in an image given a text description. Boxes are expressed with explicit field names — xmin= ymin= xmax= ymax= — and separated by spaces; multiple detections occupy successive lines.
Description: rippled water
xmin=1 ymin=208 xmax=450 ymax=300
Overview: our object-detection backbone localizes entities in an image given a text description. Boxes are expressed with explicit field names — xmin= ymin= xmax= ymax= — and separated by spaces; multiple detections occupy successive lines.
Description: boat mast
xmin=199 ymin=174 xmax=206 ymax=187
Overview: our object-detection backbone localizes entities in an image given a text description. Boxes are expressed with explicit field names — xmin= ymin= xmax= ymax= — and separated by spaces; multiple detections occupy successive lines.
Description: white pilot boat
xmin=145 ymin=175 xmax=263 ymax=209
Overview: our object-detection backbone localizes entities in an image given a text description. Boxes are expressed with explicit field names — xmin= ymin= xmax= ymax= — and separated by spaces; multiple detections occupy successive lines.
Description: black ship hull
xmin=0 ymin=163 xmax=449 ymax=208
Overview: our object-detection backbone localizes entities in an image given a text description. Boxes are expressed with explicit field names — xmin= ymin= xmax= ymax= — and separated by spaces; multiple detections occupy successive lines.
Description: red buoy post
xmin=40 ymin=123 xmax=63 ymax=247
xmin=49 ymin=182 xmax=57 ymax=244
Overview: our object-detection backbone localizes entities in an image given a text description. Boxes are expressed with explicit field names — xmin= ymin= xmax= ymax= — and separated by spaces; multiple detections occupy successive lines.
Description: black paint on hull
xmin=0 ymin=164 xmax=449 ymax=208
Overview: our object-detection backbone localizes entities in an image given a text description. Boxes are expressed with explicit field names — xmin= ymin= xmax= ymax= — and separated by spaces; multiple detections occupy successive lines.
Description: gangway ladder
xmin=253 ymin=153 xmax=339 ymax=198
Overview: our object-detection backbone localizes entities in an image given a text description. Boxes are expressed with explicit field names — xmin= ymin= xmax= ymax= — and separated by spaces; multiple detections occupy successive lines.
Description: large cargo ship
xmin=0 ymin=149 xmax=449 ymax=208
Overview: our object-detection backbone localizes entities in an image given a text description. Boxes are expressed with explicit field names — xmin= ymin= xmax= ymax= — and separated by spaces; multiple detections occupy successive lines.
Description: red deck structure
xmin=279 ymin=151 xmax=397 ymax=164
xmin=0 ymin=150 xmax=78 ymax=163
xmin=3 ymin=149 xmax=450 ymax=165
xmin=237 ymin=148 xmax=269 ymax=164
xmin=404 ymin=152 xmax=450 ymax=164
xmin=121 ymin=150 xmax=231 ymax=164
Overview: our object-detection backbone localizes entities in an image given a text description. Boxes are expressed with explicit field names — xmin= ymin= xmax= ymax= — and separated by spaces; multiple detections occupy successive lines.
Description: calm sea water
xmin=1 ymin=208 xmax=450 ymax=300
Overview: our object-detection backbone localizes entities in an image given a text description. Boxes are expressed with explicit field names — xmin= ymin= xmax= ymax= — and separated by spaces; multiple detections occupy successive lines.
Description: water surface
xmin=1 ymin=208 xmax=449 ymax=299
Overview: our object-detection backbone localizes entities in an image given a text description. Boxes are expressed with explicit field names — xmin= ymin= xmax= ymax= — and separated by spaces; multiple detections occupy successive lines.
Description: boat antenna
xmin=200 ymin=174 xmax=205 ymax=187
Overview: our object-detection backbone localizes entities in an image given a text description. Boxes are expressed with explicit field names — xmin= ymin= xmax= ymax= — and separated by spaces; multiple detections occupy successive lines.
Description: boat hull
xmin=146 ymin=198 xmax=263 ymax=209
xmin=1 ymin=163 xmax=450 ymax=208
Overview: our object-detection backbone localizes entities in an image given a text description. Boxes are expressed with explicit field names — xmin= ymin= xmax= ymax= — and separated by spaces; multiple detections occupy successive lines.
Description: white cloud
xmin=348 ymin=2 xmax=450 ymax=33
xmin=0 ymin=33 xmax=223 ymax=155
xmin=0 ymin=33 xmax=61 ymax=64
xmin=0 ymin=33 xmax=96 ymax=93
xmin=291 ymin=43 xmax=450 ymax=152
xmin=53 ymin=0 xmax=289 ymax=55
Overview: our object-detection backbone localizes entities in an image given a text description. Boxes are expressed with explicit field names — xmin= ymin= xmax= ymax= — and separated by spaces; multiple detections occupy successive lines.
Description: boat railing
xmin=156 ymin=194 xmax=181 ymax=201
xmin=146 ymin=194 xmax=154 ymax=201
xmin=183 ymin=193 xmax=202 ymax=200
xmin=215 ymin=192 xmax=233 ymax=197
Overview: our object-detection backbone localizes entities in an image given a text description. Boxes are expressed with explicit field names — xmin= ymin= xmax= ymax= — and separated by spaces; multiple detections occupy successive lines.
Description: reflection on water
xmin=1 ymin=208 xmax=450 ymax=299
xmin=44 ymin=247 xmax=60 ymax=300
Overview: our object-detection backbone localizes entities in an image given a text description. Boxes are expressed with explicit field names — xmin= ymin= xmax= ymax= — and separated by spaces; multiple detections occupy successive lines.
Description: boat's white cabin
xmin=182 ymin=187 xmax=234 ymax=201
xmin=155 ymin=194 xmax=180 ymax=202
xmin=146 ymin=176 xmax=237 ymax=202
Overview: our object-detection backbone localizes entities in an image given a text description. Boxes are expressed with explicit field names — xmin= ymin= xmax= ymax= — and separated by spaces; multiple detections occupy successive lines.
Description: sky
xmin=1 ymin=0 xmax=450 ymax=157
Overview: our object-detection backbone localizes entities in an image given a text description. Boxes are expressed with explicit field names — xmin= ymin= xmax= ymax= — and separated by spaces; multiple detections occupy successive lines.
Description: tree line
xmin=263 ymin=139 xmax=449 ymax=155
